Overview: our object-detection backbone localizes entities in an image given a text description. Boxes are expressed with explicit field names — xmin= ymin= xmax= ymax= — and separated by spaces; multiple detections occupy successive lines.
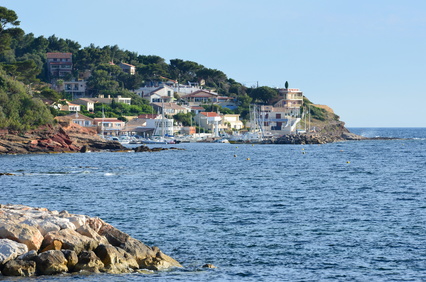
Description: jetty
xmin=0 ymin=204 xmax=181 ymax=276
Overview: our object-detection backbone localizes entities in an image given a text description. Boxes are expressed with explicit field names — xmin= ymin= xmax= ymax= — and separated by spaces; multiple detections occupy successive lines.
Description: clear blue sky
xmin=3 ymin=0 xmax=426 ymax=127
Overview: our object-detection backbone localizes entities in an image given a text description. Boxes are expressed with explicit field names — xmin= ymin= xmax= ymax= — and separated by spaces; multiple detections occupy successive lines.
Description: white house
xmin=194 ymin=112 xmax=222 ymax=137
xmin=151 ymin=102 xmax=190 ymax=117
xmin=135 ymin=85 xmax=175 ymax=103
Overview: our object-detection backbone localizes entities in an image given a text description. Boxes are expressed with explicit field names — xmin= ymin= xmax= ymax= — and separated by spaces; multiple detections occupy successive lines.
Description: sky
xmin=3 ymin=0 xmax=426 ymax=127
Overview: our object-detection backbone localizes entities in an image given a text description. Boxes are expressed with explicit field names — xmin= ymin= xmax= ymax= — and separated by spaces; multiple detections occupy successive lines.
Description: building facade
xmin=46 ymin=53 xmax=73 ymax=78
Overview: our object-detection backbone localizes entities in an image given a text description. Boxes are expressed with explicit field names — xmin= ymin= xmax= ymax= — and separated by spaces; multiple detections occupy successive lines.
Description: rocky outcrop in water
xmin=275 ymin=131 xmax=367 ymax=144
xmin=0 ymin=204 xmax=182 ymax=277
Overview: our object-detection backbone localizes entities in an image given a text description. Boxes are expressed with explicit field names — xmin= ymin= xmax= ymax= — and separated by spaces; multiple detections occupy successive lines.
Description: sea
xmin=1 ymin=127 xmax=426 ymax=281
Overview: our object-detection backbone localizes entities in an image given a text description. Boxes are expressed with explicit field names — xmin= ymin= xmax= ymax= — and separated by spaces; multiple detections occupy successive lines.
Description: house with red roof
xmin=194 ymin=112 xmax=223 ymax=136
xmin=180 ymin=90 xmax=218 ymax=107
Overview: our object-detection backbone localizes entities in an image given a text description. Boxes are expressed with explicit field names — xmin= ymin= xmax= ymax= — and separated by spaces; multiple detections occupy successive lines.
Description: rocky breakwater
xmin=0 ymin=204 xmax=181 ymax=277
xmin=275 ymin=131 xmax=367 ymax=145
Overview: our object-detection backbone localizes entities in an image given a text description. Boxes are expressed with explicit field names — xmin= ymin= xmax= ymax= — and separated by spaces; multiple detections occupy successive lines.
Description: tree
xmin=0 ymin=6 xmax=24 ymax=54
xmin=285 ymin=81 xmax=289 ymax=89
xmin=38 ymin=87 xmax=61 ymax=102
xmin=248 ymin=86 xmax=278 ymax=104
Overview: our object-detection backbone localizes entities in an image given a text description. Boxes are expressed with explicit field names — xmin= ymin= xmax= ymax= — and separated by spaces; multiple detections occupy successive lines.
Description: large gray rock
xmin=0 ymin=238 xmax=28 ymax=264
xmin=120 ymin=237 xmax=155 ymax=267
xmin=35 ymin=250 xmax=68 ymax=275
xmin=1 ymin=259 xmax=36 ymax=276
xmin=20 ymin=218 xmax=61 ymax=236
xmin=42 ymin=229 xmax=98 ymax=254
xmin=0 ymin=222 xmax=44 ymax=251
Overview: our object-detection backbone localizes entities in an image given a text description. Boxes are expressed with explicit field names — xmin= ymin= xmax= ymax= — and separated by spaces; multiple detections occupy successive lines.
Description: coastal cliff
xmin=0 ymin=204 xmax=182 ymax=277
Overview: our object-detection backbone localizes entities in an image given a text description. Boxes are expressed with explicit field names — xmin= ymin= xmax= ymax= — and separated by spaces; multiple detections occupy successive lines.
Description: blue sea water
xmin=1 ymin=127 xmax=426 ymax=281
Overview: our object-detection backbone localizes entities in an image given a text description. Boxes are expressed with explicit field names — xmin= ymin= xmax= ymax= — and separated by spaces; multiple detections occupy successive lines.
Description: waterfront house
xmin=56 ymin=113 xmax=95 ymax=127
xmin=273 ymin=88 xmax=304 ymax=108
xmin=121 ymin=117 xmax=154 ymax=137
xmin=259 ymin=106 xmax=301 ymax=135
xmin=93 ymin=118 xmax=126 ymax=136
xmin=136 ymin=114 xmax=174 ymax=136
xmin=194 ymin=112 xmax=222 ymax=136
xmin=222 ymin=114 xmax=244 ymax=130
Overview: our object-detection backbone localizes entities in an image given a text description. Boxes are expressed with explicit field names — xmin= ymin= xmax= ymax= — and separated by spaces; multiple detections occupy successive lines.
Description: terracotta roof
xmin=201 ymin=112 xmax=220 ymax=117
xmin=46 ymin=53 xmax=72 ymax=59
xmin=191 ymin=106 xmax=205 ymax=110
xmin=181 ymin=90 xmax=218 ymax=98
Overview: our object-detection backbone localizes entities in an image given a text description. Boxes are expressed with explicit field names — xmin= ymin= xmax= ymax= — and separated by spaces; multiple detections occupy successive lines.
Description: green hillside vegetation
xmin=0 ymin=68 xmax=54 ymax=131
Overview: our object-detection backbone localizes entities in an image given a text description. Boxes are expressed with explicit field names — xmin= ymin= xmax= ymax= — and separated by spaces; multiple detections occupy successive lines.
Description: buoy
xmin=234 ymin=155 xmax=237 ymax=157
xmin=252 ymin=144 xmax=254 ymax=146
xmin=302 ymin=148 xmax=305 ymax=150
xmin=346 ymin=161 xmax=350 ymax=164
xmin=246 ymin=158 xmax=250 ymax=160
xmin=302 ymin=152 xmax=306 ymax=154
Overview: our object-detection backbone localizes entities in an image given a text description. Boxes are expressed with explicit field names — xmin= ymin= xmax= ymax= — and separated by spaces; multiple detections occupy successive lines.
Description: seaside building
xmin=194 ymin=112 xmax=222 ymax=137
xmin=94 ymin=118 xmax=126 ymax=136
xmin=274 ymin=88 xmax=304 ymax=108
xmin=259 ymin=87 xmax=304 ymax=135
xmin=56 ymin=113 xmax=95 ymax=128
xmin=222 ymin=114 xmax=244 ymax=130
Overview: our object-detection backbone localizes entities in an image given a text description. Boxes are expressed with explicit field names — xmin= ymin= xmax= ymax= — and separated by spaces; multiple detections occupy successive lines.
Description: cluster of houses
xmin=46 ymin=52 xmax=305 ymax=138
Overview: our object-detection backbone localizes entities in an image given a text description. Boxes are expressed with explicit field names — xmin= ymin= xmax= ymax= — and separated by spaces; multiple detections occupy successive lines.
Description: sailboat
xmin=140 ymin=100 xmax=172 ymax=144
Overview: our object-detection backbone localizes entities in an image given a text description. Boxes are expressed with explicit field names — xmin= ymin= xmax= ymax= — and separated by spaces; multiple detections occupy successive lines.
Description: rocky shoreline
xmin=0 ymin=204 xmax=182 ymax=277
xmin=0 ymin=123 xmax=185 ymax=155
